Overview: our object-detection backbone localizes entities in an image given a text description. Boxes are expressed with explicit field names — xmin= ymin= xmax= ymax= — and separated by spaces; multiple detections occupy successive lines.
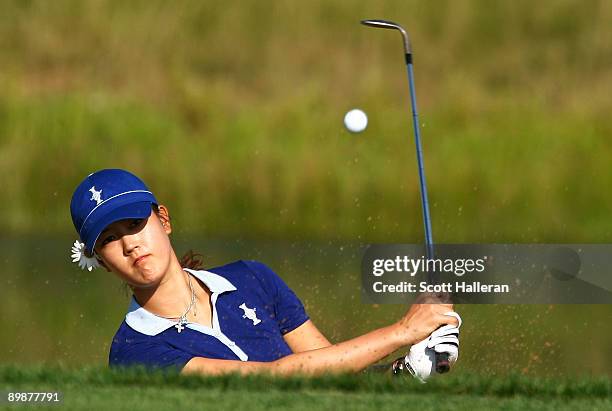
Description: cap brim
xmin=84 ymin=201 xmax=154 ymax=254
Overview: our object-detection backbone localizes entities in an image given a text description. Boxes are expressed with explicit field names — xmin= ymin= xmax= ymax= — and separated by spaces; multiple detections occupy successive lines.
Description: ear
xmin=156 ymin=204 xmax=172 ymax=235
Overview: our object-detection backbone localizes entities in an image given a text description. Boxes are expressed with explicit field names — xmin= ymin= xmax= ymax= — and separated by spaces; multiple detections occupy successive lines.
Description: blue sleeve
xmin=242 ymin=260 xmax=309 ymax=334
xmin=109 ymin=335 xmax=194 ymax=371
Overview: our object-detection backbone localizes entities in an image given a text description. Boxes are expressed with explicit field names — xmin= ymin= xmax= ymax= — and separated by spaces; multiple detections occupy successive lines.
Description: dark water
xmin=1 ymin=234 xmax=610 ymax=376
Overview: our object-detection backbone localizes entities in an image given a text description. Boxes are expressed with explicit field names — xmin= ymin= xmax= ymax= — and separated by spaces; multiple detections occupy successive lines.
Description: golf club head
xmin=361 ymin=19 xmax=411 ymax=54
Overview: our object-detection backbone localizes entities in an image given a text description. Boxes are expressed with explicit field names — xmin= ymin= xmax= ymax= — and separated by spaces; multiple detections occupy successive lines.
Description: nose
xmin=121 ymin=232 xmax=141 ymax=256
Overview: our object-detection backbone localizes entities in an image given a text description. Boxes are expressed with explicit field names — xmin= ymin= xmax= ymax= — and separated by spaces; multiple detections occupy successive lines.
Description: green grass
xmin=1 ymin=365 xmax=610 ymax=411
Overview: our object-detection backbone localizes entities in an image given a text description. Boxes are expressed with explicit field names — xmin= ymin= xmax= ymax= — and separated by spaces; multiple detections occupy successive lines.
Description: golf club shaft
xmin=405 ymin=57 xmax=434 ymax=261
xmin=404 ymin=52 xmax=450 ymax=374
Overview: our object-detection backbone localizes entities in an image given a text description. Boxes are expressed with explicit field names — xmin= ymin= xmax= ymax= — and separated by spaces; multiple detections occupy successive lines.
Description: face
xmin=94 ymin=205 xmax=174 ymax=288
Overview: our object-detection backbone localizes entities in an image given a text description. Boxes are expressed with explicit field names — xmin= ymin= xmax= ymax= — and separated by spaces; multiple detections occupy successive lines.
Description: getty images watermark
xmin=371 ymin=254 xmax=494 ymax=293
xmin=361 ymin=244 xmax=612 ymax=304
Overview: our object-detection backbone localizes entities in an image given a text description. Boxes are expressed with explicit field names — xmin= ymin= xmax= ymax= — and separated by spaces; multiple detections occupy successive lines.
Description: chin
xmin=130 ymin=278 xmax=162 ymax=289
xmin=129 ymin=267 xmax=163 ymax=287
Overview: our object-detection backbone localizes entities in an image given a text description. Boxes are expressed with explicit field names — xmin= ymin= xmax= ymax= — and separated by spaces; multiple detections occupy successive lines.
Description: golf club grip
xmin=435 ymin=351 xmax=450 ymax=373
xmin=432 ymin=304 xmax=452 ymax=373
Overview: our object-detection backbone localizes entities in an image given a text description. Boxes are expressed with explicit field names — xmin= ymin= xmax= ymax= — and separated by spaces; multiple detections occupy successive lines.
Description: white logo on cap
xmin=89 ymin=186 xmax=103 ymax=205
xmin=239 ymin=303 xmax=261 ymax=325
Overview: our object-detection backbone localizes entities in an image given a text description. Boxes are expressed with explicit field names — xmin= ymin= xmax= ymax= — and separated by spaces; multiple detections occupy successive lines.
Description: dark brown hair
xmin=179 ymin=249 xmax=205 ymax=270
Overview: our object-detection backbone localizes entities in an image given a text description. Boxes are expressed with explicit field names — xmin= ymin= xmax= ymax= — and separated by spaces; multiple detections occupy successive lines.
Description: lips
xmin=133 ymin=255 xmax=151 ymax=266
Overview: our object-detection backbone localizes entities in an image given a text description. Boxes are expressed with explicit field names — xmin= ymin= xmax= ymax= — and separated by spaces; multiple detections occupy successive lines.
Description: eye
xmin=101 ymin=235 xmax=117 ymax=246
xmin=129 ymin=219 xmax=143 ymax=228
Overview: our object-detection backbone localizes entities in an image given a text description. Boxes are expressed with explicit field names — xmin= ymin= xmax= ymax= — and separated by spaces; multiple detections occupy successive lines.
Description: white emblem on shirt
xmin=89 ymin=186 xmax=103 ymax=205
xmin=239 ymin=303 xmax=261 ymax=325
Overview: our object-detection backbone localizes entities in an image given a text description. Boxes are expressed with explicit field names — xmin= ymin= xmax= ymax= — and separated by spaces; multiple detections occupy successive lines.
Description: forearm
xmin=271 ymin=323 xmax=404 ymax=375
xmin=182 ymin=357 xmax=274 ymax=376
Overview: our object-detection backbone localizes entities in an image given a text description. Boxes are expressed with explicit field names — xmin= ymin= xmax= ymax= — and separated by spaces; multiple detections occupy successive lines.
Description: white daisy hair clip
xmin=71 ymin=240 xmax=100 ymax=271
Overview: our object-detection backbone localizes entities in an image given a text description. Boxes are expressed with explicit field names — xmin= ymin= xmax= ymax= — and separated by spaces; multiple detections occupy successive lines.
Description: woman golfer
xmin=70 ymin=169 xmax=460 ymax=378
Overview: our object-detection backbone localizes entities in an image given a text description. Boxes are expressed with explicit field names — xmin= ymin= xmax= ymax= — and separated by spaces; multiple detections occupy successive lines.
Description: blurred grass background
xmin=1 ymin=0 xmax=611 ymax=241
xmin=0 ymin=0 xmax=611 ymax=376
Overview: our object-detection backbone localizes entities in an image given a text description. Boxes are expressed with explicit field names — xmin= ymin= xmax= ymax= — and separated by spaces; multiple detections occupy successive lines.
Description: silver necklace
xmin=170 ymin=271 xmax=197 ymax=333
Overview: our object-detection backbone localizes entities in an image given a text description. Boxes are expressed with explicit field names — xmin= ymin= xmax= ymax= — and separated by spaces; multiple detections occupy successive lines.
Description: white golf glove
xmin=404 ymin=311 xmax=462 ymax=382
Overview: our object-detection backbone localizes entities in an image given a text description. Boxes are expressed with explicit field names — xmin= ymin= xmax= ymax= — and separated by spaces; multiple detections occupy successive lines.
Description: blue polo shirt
xmin=108 ymin=260 xmax=309 ymax=371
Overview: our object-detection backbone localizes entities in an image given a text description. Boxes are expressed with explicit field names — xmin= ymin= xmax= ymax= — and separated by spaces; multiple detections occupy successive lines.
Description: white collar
xmin=124 ymin=268 xmax=237 ymax=336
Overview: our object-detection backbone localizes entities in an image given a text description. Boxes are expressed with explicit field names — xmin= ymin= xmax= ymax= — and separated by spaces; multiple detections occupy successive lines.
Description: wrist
xmin=389 ymin=322 xmax=415 ymax=348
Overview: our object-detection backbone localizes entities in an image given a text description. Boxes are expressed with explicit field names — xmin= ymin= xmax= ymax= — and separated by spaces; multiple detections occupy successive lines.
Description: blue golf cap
xmin=70 ymin=169 xmax=158 ymax=255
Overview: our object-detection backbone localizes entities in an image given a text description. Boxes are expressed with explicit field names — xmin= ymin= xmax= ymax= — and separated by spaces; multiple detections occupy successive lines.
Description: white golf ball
xmin=344 ymin=109 xmax=368 ymax=133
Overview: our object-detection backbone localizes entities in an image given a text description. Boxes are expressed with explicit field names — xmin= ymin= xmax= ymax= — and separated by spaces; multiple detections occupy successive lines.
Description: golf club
xmin=361 ymin=19 xmax=452 ymax=374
